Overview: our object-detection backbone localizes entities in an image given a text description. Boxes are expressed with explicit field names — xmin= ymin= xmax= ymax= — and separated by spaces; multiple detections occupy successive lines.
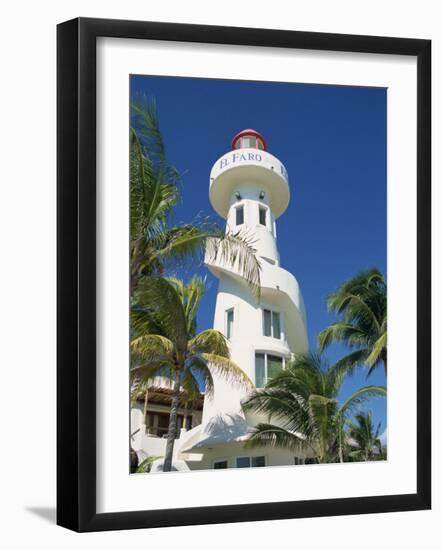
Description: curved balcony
xmin=205 ymin=249 xmax=308 ymax=355
xmin=209 ymin=149 xmax=290 ymax=219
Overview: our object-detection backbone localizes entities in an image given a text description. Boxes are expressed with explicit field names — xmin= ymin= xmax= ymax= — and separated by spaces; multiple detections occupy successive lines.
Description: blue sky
xmin=130 ymin=75 xmax=387 ymax=436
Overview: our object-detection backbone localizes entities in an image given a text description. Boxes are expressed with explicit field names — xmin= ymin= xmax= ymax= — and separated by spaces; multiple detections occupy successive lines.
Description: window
xmin=156 ymin=414 xmax=169 ymax=438
xmin=233 ymin=134 xmax=265 ymax=151
xmin=263 ymin=309 xmax=281 ymax=339
xmin=236 ymin=456 xmax=266 ymax=468
xmin=259 ymin=206 xmax=267 ymax=226
xmin=255 ymin=353 xmax=265 ymax=388
xmin=236 ymin=205 xmax=244 ymax=225
xmin=236 ymin=457 xmax=250 ymax=468
xmin=147 ymin=412 xmax=185 ymax=438
xmin=226 ymin=308 xmax=234 ymax=339
xmin=213 ymin=459 xmax=228 ymax=469
xmin=263 ymin=309 xmax=272 ymax=337
xmin=255 ymin=352 xmax=284 ymax=387
xmin=242 ymin=136 xmax=256 ymax=148
xmin=252 ymin=456 xmax=266 ymax=467
xmin=267 ymin=355 xmax=283 ymax=379
xmin=273 ymin=312 xmax=281 ymax=339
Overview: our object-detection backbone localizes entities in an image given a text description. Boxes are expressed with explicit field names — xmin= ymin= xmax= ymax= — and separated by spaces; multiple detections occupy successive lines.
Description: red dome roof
xmin=231 ymin=129 xmax=267 ymax=151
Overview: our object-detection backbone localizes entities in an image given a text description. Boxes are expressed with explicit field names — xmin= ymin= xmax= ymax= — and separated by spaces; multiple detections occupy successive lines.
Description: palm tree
xmin=130 ymin=99 xmax=261 ymax=297
xmin=242 ymin=353 xmax=386 ymax=464
xmin=130 ymin=276 xmax=253 ymax=472
xmin=317 ymin=268 xmax=387 ymax=377
xmin=130 ymin=448 xmax=139 ymax=473
xmin=136 ymin=455 xmax=162 ymax=473
xmin=346 ymin=411 xmax=384 ymax=461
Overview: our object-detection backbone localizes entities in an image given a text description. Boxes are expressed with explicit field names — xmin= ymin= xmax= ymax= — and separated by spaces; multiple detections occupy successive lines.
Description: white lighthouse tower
xmin=179 ymin=130 xmax=309 ymax=469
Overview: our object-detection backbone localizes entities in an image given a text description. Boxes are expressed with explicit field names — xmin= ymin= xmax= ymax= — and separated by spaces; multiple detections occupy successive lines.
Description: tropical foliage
xmin=130 ymin=98 xmax=261 ymax=297
xmin=136 ymin=455 xmax=162 ymax=474
xmin=346 ymin=411 xmax=384 ymax=461
xmin=242 ymin=353 xmax=386 ymax=463
xmin=317 ymin=268 xmax=387 ymax=377
xmin=130 ymin=275 xmax=252 ymax=471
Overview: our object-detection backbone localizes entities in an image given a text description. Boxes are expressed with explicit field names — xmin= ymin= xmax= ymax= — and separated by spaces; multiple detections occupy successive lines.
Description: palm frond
xmin=136 ymin=455 xmax=162 ymax=473
xmin=244 ymin=423 xmax=309 ymax=453
xmin=327 ymin=269 xmax=385 ymax=306
xmin=180 ymin=369 xmax=203 ymax=403
xmin=130 ymin=361 xmax=173 ymax=382
xmin=205 ymin=230 xmax=262 ymax=299
xmin=242 ymin=388 xmax=314 ymax=436
xmin=130 ymin=129 xmax=149 ymax=242
xmin=329 ymin=292 xmax=381 ymax=331
xmin=318 ymin=323 xmax=368 ymax=351
xmin=131 ymin=334 xmax=175 ymax=359
xmin=155 ymin=225 xmax=207 ymax=266
xmin=130 ymin=304 xmax=163 ymax=338
xmin=332 ymin=349 xmax=370 ymax=378
xmin=167 ymin=276 xmax=206 ymax=336
xmin=132 ymin=277 xmax=188 ymax=350
xmin=337 ymin=385 xmax=386 ymax=418
xmin=131 ymin=97 xmax=167 ymax=167
xmin=201 ymin=353 xmax=253 ymax=389
xmin=189 ymin=355 xmax=215 ymax=398
xmin=189 ymin=329 xmax=230 ymax=357
xmin=366 ymin=332 xmax=387 ymax=367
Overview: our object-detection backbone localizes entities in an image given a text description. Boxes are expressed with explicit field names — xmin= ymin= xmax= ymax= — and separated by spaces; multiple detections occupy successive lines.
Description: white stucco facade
xmin=131 ymin=130 xmax=309 ymax=471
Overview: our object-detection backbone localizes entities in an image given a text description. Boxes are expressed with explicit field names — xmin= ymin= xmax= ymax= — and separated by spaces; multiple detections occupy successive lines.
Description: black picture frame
xmin=57 ymin=17 xmax=431 ymax=532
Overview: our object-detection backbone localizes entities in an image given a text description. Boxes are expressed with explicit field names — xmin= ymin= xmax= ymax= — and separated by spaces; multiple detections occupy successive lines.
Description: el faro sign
xmin=217 ymin=150 xmax=289 ymax=181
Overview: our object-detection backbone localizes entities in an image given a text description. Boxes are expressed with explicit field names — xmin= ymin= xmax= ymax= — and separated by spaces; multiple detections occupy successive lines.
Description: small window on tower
xmin=263 ymin=309 xmax=272 ymax=337
xmin=259 ymin=206 xmax=267 ymax=226
xmin=263 ymin=309 xmax=281 ymax=339
xmin=272 ymin=312 xmax=281 ymax=339
xmin=242 ymin=136 xmax=256 ymax=148
xmin=255 ymin=353 xmax=265 ymax=388
xmin=236 ymin=205 xmax=244 ymax=225
xmin=226 ymin=308 xmax=234 ymax=339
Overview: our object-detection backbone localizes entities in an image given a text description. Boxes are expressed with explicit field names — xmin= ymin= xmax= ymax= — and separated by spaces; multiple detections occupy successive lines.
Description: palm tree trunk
xmin=130 ymin=447 xmax=139 ymax=473
xmin=143 ymin=388 xmax=149 ymax=434
xmin=186 ymin=402 xmax=193 ymax=431
xmin=338 ymin=422 xmax=344 ymax=463
xmin=163 ymin=367 xmax=181 ymax=472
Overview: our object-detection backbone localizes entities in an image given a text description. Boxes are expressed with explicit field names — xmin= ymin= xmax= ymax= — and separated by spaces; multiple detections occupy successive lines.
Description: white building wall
xmin=184 ymin=442 xmax=302 ymax=471
xmin=201 ymin=257 xmax=308 ymax=428
xmin=130 ymin=400 xmax=203 ymax=464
